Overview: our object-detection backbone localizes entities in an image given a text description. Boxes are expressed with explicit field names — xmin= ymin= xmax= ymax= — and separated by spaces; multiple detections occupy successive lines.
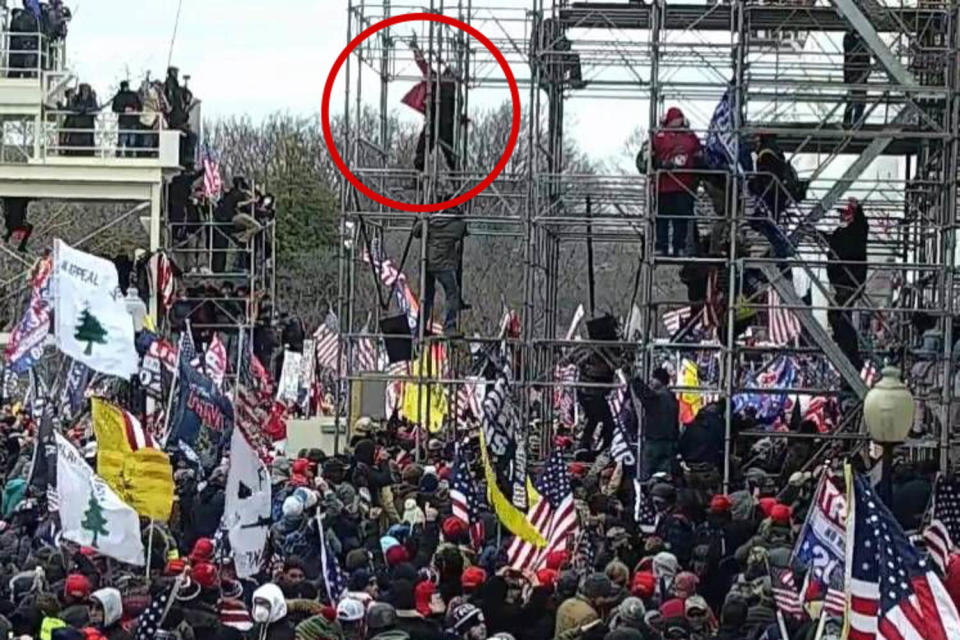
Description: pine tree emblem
xmin=74 ymin=307 xmax=108 ymax=355
xmin=81 ymin=494 xmax=109 ymax=547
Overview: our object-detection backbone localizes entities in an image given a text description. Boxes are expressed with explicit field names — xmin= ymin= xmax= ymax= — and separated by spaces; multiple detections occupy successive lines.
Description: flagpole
xmin=145 ymin=520 xmax=154 ymax=579
xmin=812 ymin=609 xmax=828 ymax=640
xmin=160 ymin=320 xmax=189 ymax=447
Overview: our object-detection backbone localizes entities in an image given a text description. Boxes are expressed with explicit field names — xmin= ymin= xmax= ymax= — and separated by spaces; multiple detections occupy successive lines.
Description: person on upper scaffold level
xmin=403 ymin=33 xmax=462 ymax=175
xmin=652 ymin=106 xmax=701 ymax=257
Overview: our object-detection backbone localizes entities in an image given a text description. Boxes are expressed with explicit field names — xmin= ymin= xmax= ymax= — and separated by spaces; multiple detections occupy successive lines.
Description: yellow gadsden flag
xmin=478 ymin=429 xmax=547 ymax=547
xmin=401 ymin=350 xmax=447 ymax=433
xmin=91 ymin=398 xmax=174 ymax=521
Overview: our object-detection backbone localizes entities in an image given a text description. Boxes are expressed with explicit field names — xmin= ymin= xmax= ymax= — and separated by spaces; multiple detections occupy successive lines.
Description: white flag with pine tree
xmin=53 ymin=239 xmax=138 ymax=378
xmin=55 ymin=432 xmax=145 ymax=565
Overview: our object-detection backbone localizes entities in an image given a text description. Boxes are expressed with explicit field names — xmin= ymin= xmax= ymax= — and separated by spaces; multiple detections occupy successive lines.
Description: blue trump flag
xmin=170 ymin=356 xmax=233 ymax=448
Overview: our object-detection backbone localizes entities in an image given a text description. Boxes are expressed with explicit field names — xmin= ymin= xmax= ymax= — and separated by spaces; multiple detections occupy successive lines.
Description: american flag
xmin=572 ymin=528 xmax=597 ymax=572
xmin=179 ymin=327 xmax=199 ymax=369
xmin=121 ymin=407 xmax=155 ymax=451
xmin=704 ymin=272 xmax=722 ymax=329
xmin=147 ymin=251 xmax=176 ymax=313
xmin=202 ymin=146 xmax=223 ymax=199
xmin=770 ymin=565 xmax=805 ymax=618
xmin=769 ymin=288 xmax=801 ymax=345
xmin=218 ymin=598 xmax=253 ymax=631
xmin=449 ymin=452 xmax=484 ymax=548
xmin=802 ymin=395 xmax=834 ymax=433
xmin=506 ymin=452 xmax=578 ymax=572
xmin=846 ymin=471 xmax=960 ymax=640
xmin=234 ymin=330 xmax=272 ymax=457
xmin=663 ymin=306 xmax=692 ymax=335
xmin=553 ymin=364 xmax=578 ymax=428
xmin=923 ymin=475 xmax=960 ymax=574
xmin=632 ymin=478 xmax=659 ymax=534
xmin=355 ymin=331 xmax=378 ymax=373
xmin=318 ymin=515 xmax=346 ymax=606
xmin=314 ymin=312 xmax=341 ymax=373
xmin=861 ymin=361 xmax=880 ymax=389
xmin=384 ymin=359 xmax=408 ymax=417
xmin=133 ymin=575 xmax=183 ymax=640
xmin=205 ymin=333 xmax=228 ymax=389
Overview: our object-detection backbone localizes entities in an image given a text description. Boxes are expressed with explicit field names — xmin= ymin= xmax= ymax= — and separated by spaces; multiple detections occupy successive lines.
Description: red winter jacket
xmin=652 ymin=126 xmax=701 ymax=194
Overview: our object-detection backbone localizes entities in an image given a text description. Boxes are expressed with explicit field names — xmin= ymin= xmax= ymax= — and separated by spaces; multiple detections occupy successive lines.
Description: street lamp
xmin=862 ymin=366 xmax=915 ymax=505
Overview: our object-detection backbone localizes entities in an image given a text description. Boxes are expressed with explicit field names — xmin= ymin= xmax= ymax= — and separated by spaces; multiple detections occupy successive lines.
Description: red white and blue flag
xmin=845 ymin=468 xmax=960 ymax=640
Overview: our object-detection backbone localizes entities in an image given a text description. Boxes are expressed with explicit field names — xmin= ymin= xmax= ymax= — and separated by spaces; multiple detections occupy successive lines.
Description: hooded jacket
xmin=652 ymin=107 xmax=701 ymax=194
xmin=251 ymin=584 xmax=295 ymax=640
xmin=91 ymin=589 xmax=129 ymax=640
xmin=825 ymin=203 xmax=868 ymax=291
xmin=633 ymin=379 xmax=679 ymax=442
xmin=412 ymin=216 xmax=468 ymax=273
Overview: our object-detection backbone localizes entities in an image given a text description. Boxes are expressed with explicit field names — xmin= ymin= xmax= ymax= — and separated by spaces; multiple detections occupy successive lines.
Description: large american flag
xmin=450 ymin=452 xmax=484 ymax=547
xmin=506 ymin=452 xmax=578 ymax=571
xmin=355 ymin=332 xmax=378 ymax=373
xmin=769 ymin=288 xmax=801 ymax=345
xmin=202 ymin=146 xmax=223 ymax=199
xmin=318 ymin=515 xmax=346 ymax=606
xmin=234 ymin=330 xmax=272 ymax=457
xmin=553 ymin=364 xmax=578 ymax=428
xmin=133 ymin=576 xmax=183 ymax=640
xmin=632 ymin=478 xmax=658 ymax=534
xmin=923 ymin=475 xmax=960 ymax=574
xmin=846 ymin=471 xmax=960 ymax=640
xmin=662 ymin=306 xmax=692 ymax=335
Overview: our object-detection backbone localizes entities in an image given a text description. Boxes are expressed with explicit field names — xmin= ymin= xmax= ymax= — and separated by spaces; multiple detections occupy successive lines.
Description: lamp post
xmin=862 ymin=366 xmax=915 ymax=506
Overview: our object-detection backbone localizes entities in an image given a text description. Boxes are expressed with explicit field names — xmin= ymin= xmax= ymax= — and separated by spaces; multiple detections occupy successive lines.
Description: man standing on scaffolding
xmin=404 ymin=34 xmax=459 ymax=174
xmin=843 ymin=29 xmax=872 ymax=127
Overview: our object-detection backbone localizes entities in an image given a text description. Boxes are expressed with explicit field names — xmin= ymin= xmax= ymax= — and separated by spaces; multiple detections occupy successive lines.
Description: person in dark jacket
xmin=713 ymin=598 xmax=748 ymax=640
xmin=577 ymin=348 xmax=617 ymax=454
xmin=413 ymin=210 xmax=468 ymax=335
xmin=652 ymin=106 xmax=701 ymax=256
xmin=843 ymin=29 xmax=872 ymax=127
xmin=404 ymin=35 xmax=460 ymax=173
xmin=748 ymin=135 xmax=794 ymax=260
xmin=679 ymin=402 xmax=724 ymax=469
xmin=2 ymin=197 xmax=32 ymax=252
xmin=110 ymin=80 xmax=142 ymax=156
xmin=633 ymin=368 xmax=680 ymax=478
xmin=824 ymin=197 xmax=868 ymax=372
xmin=391 ymin=579 xmax=446 ymax=640
xmin=68 ymin=83 xmax=98 ymax=156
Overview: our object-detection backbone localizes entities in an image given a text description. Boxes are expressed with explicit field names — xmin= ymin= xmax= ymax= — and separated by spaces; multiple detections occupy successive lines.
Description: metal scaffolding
xmin=338 ymin=0 xmax=959 ymax=473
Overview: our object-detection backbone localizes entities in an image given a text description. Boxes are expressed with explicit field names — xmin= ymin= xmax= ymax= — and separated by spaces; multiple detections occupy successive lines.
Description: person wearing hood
xmin=651 ymin=106 xmax=701 ymax=257
xmin=713 ymin=598 xmax=748 ymax=640
xmin=413 ymin=208 xmax=468 ymax=336
xmin=822 ymin=197 xmax=868 ymax=373
xmin=633 ymin=369 xmax=680 ymax=478
xmin=88 ymin=589 xmax=129 ymax=640
xmin=608 ymin=597 xmax=659 ymax=640
xmin=251 ymin=583 xmax=296 ymax=640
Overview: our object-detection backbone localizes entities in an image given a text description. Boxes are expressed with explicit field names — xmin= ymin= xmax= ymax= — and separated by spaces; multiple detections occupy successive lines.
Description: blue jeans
xmin=421 ymin=268 xmax=460 ymax=332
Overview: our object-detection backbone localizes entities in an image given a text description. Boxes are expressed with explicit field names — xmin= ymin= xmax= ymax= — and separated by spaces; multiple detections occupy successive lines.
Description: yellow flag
xmin=678 ymin=358 xmax=702 ymax=425
xmin=401 ymin=350 xmax=447 ymax=433
xmin=91 ymin=398 xmax=174 ymax=521
xmin=91 ymin=398 xmax=132 ymax=490
xmin=478 ymin=429 xmax=547 ymax=547
xmin=142 ymin=313 xmax=157 ymax=333
xmin=121 ymin=448 xmax=175 ymax=521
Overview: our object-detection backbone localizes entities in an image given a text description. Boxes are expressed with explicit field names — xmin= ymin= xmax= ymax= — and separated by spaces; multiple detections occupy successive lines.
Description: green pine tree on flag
xmin=74 ymin=307 xmax=108 ymax=355
xmin=81 ymin=494 xmax=109 ymax=547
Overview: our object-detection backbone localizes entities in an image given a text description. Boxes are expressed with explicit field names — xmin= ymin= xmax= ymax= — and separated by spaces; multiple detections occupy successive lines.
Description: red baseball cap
xmin=461 ymin=567 xmax=487 ymax=589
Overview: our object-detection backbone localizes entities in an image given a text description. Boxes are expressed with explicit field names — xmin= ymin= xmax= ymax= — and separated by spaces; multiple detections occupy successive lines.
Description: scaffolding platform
xmin=748 ymin=121 xmax=928 ymax=155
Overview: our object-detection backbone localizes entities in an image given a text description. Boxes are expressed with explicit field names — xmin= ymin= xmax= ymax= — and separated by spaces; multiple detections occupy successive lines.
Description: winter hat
xmin=283 ymin=496 xmax=305 ymax=518
xmin=402 ymin=499 xmax=425 ymax=527
xmin=385 ymin=545 xmax=409 ymax=567
xmin=545 ymin=550 xmax=570 ymax=570
xmin=673 ymin=572 xmax=699 ymax=599
xmin=414 ymin=580 xmax=435 ymax=616
xmin=618 ymin=597 xmax=647 ymax=626
xmin=653 ymin=552 xmax=679 ymax=580
xmin=580 ymin=573 xmax=614 ymax=600
xmin=64 ymin=574 xmax=92 ymax=600
xmin=631 ymin=571 xmax=656 ymax=599
xmin=293 ymin=487 xmax=319 ymax=509
xmin=191 ymin=562 xmax=219 ymax=589
xmin=441 ymin=516 xmax=468 ymax=541
xmin=461 ymin=567 xmax=487 ymax=589
xmin=294 ymin=615 xmax=344 ymax=640
xmin=650 ymin=483 xmax=676 ymax=501
xmin=419 ymin=473 xmax=439 ymax=493
xmin=709 ymin=494 xmax=732 ymax=513
xmin=664 ymin=106 xmax=685 ymax=125
xmin=336 ymin=598 xmax=364 ymax=623
xmin=347 ymin=569 xmax=372 ymax=593
xmin=684 ymin=595 xmax=710 ymax=615
xmin=380 ymin=536 xmax=401 ymax=555
xmin=345 ymin=549 xmax=369 ymax=573
xmin=366 ymin=602 xmax=397 ymax=631
xmin=189 ymin=538 xmax=215 ymax=563
xmin=449 ymin=602 xmax=483 ymax=632
xmin=536 ymin=569 xmax=558 ymax=589
xmin=770 ymin=504 xmax=792 ymax=525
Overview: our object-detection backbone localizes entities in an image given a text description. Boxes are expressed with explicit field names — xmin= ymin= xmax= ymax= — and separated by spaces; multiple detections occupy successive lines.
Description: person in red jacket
xmin=652 ymin=107 xmax=701 ymax=257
